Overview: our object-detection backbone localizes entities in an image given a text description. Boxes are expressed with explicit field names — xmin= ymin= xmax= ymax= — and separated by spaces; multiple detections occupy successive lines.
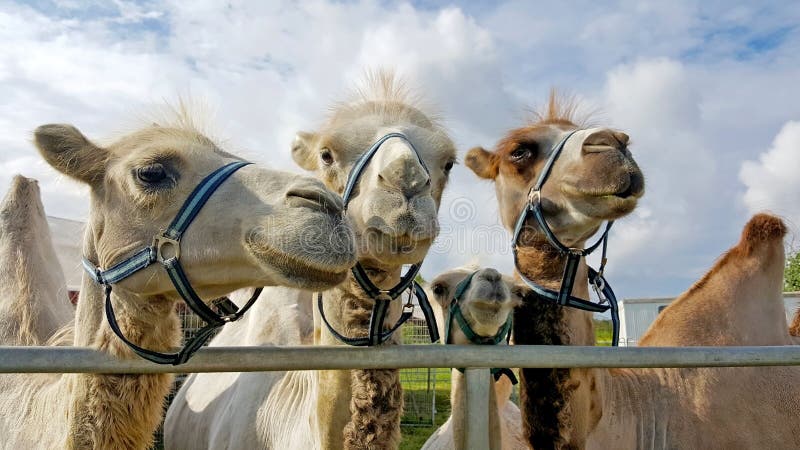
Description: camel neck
xmin=514 ymin=235 xmax=601 ymax=449
xmin=317 ymin=263 xmax=405 ymax=450
xmin=66 ymin=268 xmax=180 ymax=449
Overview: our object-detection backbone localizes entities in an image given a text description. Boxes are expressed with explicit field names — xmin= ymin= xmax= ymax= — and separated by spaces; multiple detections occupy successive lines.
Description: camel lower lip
xmin=252 ymin=245 xmax=351 ymax=289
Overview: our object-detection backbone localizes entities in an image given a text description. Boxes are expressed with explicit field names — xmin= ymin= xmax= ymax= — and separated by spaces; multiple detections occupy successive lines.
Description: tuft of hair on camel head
xmin=740 ymin=213 xmax=788 ymax=254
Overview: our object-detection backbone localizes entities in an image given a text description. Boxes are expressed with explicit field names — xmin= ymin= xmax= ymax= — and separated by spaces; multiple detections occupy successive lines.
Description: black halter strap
xmin=444 ymin=272 xmax=517 ymax=384
xmin=511 ymin=130 xmax=620 ymax=346
xmin=317 ymin=133 xmax=439 ymax=346
xmin=82 ymin=161 xmax=265 ymax=364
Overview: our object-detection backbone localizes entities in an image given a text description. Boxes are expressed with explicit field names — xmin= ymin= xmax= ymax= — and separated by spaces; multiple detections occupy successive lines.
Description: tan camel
xmin=421 ymin=266 xmax=526 ymax=450
xmin=0 ymin=175 xmax=73 ymax=346
xmin=165 ymin=72 xmax=457 ymax=450
xmin=0 ymin=115 xmax=357 ymax=449
xmin=467 ymin=96 xmax=799 ymax=449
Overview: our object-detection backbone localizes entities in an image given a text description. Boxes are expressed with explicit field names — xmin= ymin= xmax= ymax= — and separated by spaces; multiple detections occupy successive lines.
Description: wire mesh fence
xmin=152 ymin=306 xmax=443 ymax=448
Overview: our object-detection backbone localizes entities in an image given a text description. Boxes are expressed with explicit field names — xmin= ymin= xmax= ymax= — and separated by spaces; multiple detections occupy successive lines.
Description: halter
xmin=82 ymin=161 xmax=264 ymax=365
xmin=511 ymin=130 xmax=620 ymax=346
xmin=444 ymin=272 xmax=517 ymax=384
xmin=318 ymin=132 xmax=439 ymax=346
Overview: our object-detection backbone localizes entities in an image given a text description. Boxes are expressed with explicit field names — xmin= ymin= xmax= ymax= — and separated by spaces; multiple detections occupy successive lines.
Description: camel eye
xmin=443 ymin=160 xmax=455 ymax=173
xmin=509 ymin=147 xmax=531 ymax=161
xmin=136 ymin=164 xmax=168 ymax=185
xmin=320 ymin=148 xmax=334 ymax=166
xmin=432 ymin=283 xmax=447 ymax=297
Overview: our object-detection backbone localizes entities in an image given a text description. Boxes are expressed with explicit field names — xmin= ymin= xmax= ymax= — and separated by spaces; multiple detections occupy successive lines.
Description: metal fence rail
xmin=3 ymin=344 xmax=800 ymax=373
xmin=5 ymin=344 xmax=799 ymax=449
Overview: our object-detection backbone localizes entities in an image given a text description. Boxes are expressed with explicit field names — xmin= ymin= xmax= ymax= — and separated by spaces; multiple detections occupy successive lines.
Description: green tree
xmin=786 ymin=249 xmax=800 ymax=292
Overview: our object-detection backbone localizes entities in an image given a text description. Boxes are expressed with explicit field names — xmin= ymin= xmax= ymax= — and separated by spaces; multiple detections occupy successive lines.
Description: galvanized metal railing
xmin=3 ymin=344 xmax=800 ymax=373
xmin=3 ymin=344 xmax=800 ymax=448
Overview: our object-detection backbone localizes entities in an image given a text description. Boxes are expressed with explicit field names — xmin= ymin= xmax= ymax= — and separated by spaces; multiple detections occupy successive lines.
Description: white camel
xmin=0 ymin=175 xmax=73 ymax=346
xmin=0 ymin=114 xmax=357 ymax=449
xmin=165 ymin=72 xmax=457 ymax=450
xmin=421 ymin=266 xmax=527 ymax=450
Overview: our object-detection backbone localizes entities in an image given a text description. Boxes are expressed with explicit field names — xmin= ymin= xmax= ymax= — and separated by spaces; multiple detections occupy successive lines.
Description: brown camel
xmin=0 ymin=114 xmax=356 ymax=449
xmin=467 ymin=95 xmax=799 ymax=449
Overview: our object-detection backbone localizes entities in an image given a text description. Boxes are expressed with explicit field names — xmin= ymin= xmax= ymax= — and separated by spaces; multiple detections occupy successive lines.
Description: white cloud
xmin=1 ymin=0 xmax=799 ymax=297
xmin=740 ymin=121 xmax=800 ymax=233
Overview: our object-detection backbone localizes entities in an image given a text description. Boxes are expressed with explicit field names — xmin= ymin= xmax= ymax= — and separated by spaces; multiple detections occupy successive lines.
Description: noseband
xmin=511 ymin=130 xmax=620 ymax=346
xmin=82 ymin=161 xmax=263 ymax=365
xmin=445 ymin=272 xmax=517 ymax=384
xmin=318 ymin=132 xmax=439 ymax=346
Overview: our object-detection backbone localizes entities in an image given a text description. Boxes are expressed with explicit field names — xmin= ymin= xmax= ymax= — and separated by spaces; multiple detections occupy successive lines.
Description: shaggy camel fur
xmin=421 ymin=266 xmax=526 ymax=450
xmin=0 ymin=115 xmax=356 ymax=449
xmin=165 ymin=72 xmax=456 ymax=450
xmin=0 ymin=175 xmax=73 ymax=346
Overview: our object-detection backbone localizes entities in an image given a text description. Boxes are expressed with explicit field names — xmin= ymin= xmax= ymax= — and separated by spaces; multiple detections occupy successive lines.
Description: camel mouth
xmin=363 ymin=228 xmax=435 ymax=255
xmin=245 ymin=222 xmax=356 ymax=290
xmin=251 ymin=244 xmax=351 ymax=290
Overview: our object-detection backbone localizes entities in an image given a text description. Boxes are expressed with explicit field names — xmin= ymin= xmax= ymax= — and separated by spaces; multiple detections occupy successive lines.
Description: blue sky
xmin=1 ymin=1 xmax=799 ymax=301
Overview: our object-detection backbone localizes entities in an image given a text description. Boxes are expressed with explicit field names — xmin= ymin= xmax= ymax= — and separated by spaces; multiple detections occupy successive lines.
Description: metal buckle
xmin=403 ymin=288 xmax=415 ymax=313
xmin=592 ymin=277 xmax=608 ymax=304
xmin=528 ymin=188 xmax=541 ymax=205
xmin=153 ymin=233 xmax=181 ymax=263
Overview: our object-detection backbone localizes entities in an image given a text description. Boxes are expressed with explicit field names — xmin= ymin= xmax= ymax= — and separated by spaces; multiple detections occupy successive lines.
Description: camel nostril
xmin=478 ymin=268 xmax=502 ymax=283
xmin=285 ymin=186 xmax=342 ymax=214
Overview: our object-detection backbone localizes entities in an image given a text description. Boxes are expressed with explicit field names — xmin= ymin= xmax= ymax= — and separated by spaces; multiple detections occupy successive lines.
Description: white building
xmin=619 ymin=292 xmax=800 ymax=346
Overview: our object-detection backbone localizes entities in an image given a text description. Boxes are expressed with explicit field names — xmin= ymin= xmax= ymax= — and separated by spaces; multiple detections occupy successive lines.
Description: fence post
xmin=464 ymin=368 xmax=490 ymax=450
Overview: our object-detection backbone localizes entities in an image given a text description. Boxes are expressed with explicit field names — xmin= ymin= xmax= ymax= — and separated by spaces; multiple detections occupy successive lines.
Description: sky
xmin=1 ymin=0 xmax=799 ymax=300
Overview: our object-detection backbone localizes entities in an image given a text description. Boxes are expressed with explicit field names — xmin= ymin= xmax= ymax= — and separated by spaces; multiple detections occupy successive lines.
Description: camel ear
xmin=34 ymin=124 xmax=108 ymax=185
xmin=509 ymin=283 xmax=529 ymax=304
xmin=291 ymin=131 xmax=319 ymax=171
xmin=465 ymin=147 xmax=498 ymax=179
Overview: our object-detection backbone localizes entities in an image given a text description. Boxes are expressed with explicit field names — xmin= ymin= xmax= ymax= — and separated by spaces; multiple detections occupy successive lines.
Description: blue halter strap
xmin=444 ymin=272 xmax=517 ymax=384
xmin=318 ymin=132 xmax=439 ymax=346
xmin=511 ymin=130 xmax=620 ymax=346
xmin=82 ymin=161 xmax=264 ymax=365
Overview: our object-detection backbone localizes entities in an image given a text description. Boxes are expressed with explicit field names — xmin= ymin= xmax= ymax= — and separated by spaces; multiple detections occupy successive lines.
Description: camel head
xmin=34 ymin=122 xmax=357 ymax=299
xmin=465 ymin=94 xmax=644 ymax=248
xmin=429 ymin=266 xmax=525 ymax=341
xmin=291 ymin=73 xmax=457 ymax=269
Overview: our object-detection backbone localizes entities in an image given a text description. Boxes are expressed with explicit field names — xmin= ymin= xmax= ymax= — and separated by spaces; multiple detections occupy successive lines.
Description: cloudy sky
xmin=1 ymin=1 xmax=798 ymax=300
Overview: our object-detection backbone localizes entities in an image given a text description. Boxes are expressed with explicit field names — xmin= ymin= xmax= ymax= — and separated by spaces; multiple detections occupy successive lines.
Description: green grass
xmin=594 ymin=319 xmax=613 ymax=346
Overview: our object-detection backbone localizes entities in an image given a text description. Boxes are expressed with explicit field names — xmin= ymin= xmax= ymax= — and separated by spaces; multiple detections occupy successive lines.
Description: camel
xmin=467 ymin=95 xmax=799 ymax=449
xmin=421 ymin=266 xmax=526 ymax=450
xmin=165 ymin=72 xmax=457 ymax=450
xmin=0 ymin=175 xmax=73 ymax=346
xmin=0 ymin=115 xmax=357 ymax=449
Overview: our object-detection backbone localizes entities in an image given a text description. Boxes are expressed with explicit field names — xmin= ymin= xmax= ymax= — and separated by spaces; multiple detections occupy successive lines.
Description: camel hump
xmin=740 ymin=213 xmax=787 ymax=253
xmin=1 ymin=175 xmax=40 ymax=209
